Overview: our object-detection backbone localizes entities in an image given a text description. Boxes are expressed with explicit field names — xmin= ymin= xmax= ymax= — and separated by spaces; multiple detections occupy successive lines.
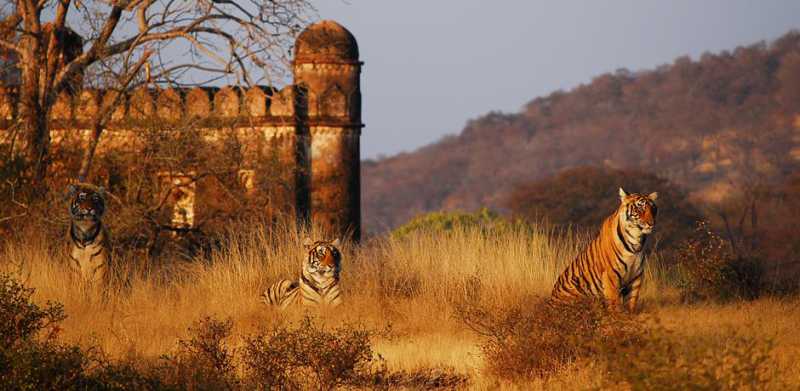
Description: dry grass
xmin=1 ymin=222 xmax=799 ymax=389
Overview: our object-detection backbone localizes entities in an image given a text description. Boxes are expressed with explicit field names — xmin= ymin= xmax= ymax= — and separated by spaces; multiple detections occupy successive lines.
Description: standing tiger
xmin=262 ymin=238 xmax=343 ymax=309
xmin=67 ymin=184 xmax=111 ymax=286
xmin=551 ymin=188 xmax=658 ymax=312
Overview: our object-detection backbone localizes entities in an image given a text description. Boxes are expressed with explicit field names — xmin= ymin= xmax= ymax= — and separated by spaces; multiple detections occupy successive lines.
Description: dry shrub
xmin=242 ymin=316 xmax=375 ymax=390
xmin=601 ymin=323 xmax=782 ymax=390
xmin=459 ymin=294 xmax=782 ymax=388
xmin=0 ymin=273 xmax=160 ymax=389
xmin=154 ymin=317 xmax=239 ymax=390
xmin=675 ymin=222 xmax=763 ymax=302
xmin=456 ymin=297 xmax=640 ymax=381
xmin=242 ymin=316 xmax=469 ymax=390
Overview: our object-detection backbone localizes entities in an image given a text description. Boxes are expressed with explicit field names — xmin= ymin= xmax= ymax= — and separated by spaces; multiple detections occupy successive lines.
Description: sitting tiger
xmin=551 ymin=188 xmax=657 ymax=312
xmin=262 ymin=238 xmax=343 ymax=309
xmin=67 ymin=183 xmax=111 ymax=286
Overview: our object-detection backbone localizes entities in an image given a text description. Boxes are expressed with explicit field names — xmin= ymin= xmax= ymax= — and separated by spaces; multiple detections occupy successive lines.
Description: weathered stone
xmin=157 ymin=88 xmax=183 ymax=121
xmin=269 ymin=86 xmax=295 ymax=117
xmin=101 ymin=90 xmax=126 ymax=121
xmin=245 ymin=86 xmax=269 ymax=117
xmin=0 ymin=20 xmax=364 ymax=241
xmin=129 ymin=87 xmax=154 ymax=119
xmin=214 ymin=87 xmax=240 ymax=117
xmin=320 ymin=84 xmax=347 ymax=117
xmin=76 ymin=89 xmax=100 ymax=121
xmin=186 ymin=88 xmax=212 ymax=119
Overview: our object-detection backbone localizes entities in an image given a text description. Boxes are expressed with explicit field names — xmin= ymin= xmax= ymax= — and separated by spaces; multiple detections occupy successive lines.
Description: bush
xmin=0 ymin=274 xmax=66 ymax=351
xmin=242 ymin=316 xmax=376 ymax=390
xmin=675 ymin=222 xmax=763 ymax=302
xmin=155 ymin=317 xmax=239 ymax=390
xmin=506 ymin=166 xmax=702 ymax=251
xmin=0 ymin=273 xmax=83 ymax=389
xmin=457 ymin=297 xmax=640 ymax=381
xmin=459 ymin=295 xmax=782 ymax=388
xmin=601 ymin=323 xmax=781 ymax=390
xmin=0 ymin=274 xmax=161 ymax=389
xmin=391 ymin=208 xmax=525 ymax=240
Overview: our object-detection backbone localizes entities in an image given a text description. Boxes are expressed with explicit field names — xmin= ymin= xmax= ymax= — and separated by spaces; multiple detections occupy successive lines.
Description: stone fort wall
xmin=0 ymin=20 xmax=363 ymax=240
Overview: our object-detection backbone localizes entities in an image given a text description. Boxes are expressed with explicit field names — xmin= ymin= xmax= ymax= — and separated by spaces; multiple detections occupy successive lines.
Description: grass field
xmin=2 ymin=223 xmax=799 ymax=389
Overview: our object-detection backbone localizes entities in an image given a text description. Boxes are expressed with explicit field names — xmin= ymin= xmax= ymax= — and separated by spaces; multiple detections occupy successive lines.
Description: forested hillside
xmin=362 ymin=31 xmax=800 ymax=233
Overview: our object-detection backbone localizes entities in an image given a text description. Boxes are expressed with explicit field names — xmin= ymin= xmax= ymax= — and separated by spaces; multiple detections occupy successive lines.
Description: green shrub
xmin=675 ymin=222 xmax=763 ymax=302
xmin=391 ymin=208 xmax=525 ymax=239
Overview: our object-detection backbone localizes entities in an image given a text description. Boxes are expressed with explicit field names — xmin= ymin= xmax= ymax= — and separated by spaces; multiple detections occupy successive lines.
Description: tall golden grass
xmin=1 ymin=222 xmax=799 ymax=389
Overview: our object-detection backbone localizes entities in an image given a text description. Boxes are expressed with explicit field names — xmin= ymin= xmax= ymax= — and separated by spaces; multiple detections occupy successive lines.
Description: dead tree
xmin=0 ymin=0 xmax=313 ymax=189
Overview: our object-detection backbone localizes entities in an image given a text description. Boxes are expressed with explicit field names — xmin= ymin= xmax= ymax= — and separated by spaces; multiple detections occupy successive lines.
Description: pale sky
xmin=314 ymin=1 xmax=800 ymax=159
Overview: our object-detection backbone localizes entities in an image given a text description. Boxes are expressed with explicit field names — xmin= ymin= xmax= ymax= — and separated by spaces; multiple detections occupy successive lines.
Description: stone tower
xmin=293 ymin=20 xmax=362 ymax=241
xmin=0 ymin=20 xmax=364 ymax=243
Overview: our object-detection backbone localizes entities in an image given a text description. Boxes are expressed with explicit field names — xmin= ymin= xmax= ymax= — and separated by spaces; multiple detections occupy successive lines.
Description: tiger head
xmin=618 ymin=187 xmax=658 ymax=235
xmin=302 ymin=237 xmax=342 ymax=279
xmin=67 ymin=184 xmax=106 ymax=227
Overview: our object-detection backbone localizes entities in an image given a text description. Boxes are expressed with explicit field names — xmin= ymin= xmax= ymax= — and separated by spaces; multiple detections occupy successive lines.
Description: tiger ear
xmin=330 ymin=238 xmax=341 ymax=247
xmin=302 ymin=237 xmax=314 ymax=249
xmin=618 ymin=187 xmax=628 ymax=201
xmin=648 ymin=192 xmax=658 ymax=201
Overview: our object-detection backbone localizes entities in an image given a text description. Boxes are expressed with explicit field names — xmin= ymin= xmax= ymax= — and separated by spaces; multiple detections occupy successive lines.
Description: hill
xmin=362 ymin=31 xmax=800 ymax=234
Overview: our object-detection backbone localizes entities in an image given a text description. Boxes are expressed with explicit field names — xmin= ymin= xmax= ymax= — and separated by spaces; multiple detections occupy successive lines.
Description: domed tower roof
xmin=294 ymin=20 xmax=359 ymax=63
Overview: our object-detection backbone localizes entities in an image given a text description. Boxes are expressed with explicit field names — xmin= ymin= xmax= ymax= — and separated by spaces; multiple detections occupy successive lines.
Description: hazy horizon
xmin=315 ymin=1 xmax=800 ymax=159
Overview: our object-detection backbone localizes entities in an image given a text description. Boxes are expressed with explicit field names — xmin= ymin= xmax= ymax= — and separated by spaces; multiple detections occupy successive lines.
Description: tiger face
xmin=619 ymin=187 xmax=658 ymax=235
xmin=303 ymin=238 xmax=341 ymax=279
xmin=68 ymin=184 xmax=105 ymax=226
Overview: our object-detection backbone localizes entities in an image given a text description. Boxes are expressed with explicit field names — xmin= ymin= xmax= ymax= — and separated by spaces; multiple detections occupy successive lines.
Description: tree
xmin=506 ymin=166 xmax=702 ymax=251
xmin=0 ymin=0 xmax=313 ymax=189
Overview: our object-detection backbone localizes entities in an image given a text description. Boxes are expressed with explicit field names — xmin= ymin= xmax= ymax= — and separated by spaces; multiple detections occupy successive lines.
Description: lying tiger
xmin=67 ymin=183 xmax=111 ymax=286
xmin=551 ymin=188 xmax=658 ymax=312
xmin=263 ymin=238 xmax=343 ymax=309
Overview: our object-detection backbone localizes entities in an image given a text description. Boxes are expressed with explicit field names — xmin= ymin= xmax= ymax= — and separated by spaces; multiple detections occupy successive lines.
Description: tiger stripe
xmin=66 ymin=184 xmax=111 ymax=287
xmin=263 ymin=238 xmax=343 ymax=309
xmin=551 ymin=187 xmax=657 ymax=312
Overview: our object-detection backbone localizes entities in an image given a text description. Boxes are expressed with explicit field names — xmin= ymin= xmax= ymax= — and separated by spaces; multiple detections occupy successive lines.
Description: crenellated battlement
xmin=0 ymin=19 xmax=364 ymax=240
xmin=0 ymin=83 xmax=361 ymax=130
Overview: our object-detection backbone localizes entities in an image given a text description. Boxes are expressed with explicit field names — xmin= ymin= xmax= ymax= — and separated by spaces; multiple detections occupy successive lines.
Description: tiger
xmin=550 ymin=187 xmax=658 ymax=312
xmin=262 ymin=238 xmax=343 ymax=309
xmin=66 ymin=183 xmax=111 ymax=287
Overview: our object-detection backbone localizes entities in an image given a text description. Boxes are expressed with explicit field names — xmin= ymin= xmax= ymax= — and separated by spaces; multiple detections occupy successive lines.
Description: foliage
xmin=155 ymin=317 xmax=240 ymax=390
xmin=506 ymin=165 xmax=702 ymax=250
xmin=0 ymin=274 xmax=65 ymax=350
xmin=242 ymin=316 xmax=376 ymax=390
xmin=675 ymin=222 xmax=763 ymax=302
xmin=458 ymin=295 xmax=781 ymax=388
xmin=363 ymin=31 xmax=800 ymax=235
xmin=0 ymin=273 xmax=162 ymax=389
xmin=601 ymin=324 xmax=781 ymax=390
xmin=0 ymin=273 xmax=466 ymax=390
xmin=456 ymin=297 xmax=641 ymax=380
xmin=391 ymin=207 xmax=525 ymax=240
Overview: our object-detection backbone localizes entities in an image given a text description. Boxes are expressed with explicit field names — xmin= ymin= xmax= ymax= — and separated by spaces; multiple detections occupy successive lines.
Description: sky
xmin=313 ymin=0 xmax=800 ymax=159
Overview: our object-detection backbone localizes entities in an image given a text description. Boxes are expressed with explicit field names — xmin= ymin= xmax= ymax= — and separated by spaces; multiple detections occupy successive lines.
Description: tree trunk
xmin=78 ymin=122 xmax=102 ymax=181
xmin=18 ymin=35 xmax=50 ymax=191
